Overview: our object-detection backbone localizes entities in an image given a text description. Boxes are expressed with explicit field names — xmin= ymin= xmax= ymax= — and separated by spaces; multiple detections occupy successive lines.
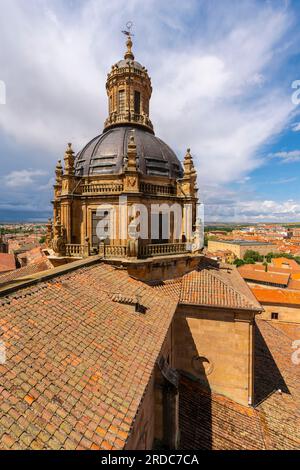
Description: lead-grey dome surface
xmin=75 ymin=127 xmax=183 ymax=179
xmin=116 ymin=59 xmax=144 ymax=70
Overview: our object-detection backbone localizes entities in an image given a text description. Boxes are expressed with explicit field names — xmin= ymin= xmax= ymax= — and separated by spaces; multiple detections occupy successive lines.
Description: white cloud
xmin=3 ymin=169 xmax=48 ymax=188
xmin=237 ymin=176 xmax=251 ymax=184
xmin=270 ymin=150 xmax=300 ymax=163
xmin=205 ymin=197 xmax=300 ymax=222
xmin=235 ymin=199 xmax=300 ymax=221
xmin=0 ymin=0 xmax=298 ymax=219
xmin=270 ymin=176 xmax=298 ymax=184
xmin=292 ymin=122 xmax=300 ymax=131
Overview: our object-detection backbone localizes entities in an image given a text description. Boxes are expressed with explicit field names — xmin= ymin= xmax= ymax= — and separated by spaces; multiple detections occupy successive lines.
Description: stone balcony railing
xmin=82 ymin=183 xmax=124 ymax=195
xmin=104 ymin=112 xmax=153 ymax=131
xmin=83 ymin=181 xmax=176 ymax=196
xmin=140 ymin=182 xmax=176 ymax=196
xmin=65 ymin=242 xmax=189 ymax=259
xmin=98 ymin=244 xmax=128 ymax=258
xmin=139 ymin=243 xmax=188 ymax=258
xmin=65 ymin=244 xmax=86 ymax=257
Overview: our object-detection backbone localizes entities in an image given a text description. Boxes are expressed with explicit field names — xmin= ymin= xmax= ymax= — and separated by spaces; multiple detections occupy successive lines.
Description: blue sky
xmin=1 ymin=0 xmax=300 ymax=222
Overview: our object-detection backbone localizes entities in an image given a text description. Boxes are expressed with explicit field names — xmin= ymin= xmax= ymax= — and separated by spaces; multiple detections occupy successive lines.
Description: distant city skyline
xmin=1 ymin=0 xmax=300 ymax=222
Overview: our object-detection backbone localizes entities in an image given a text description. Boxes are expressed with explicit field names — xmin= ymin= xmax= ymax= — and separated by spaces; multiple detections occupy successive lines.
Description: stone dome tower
xmin=48 ymin=31 xmax=200 ymax=266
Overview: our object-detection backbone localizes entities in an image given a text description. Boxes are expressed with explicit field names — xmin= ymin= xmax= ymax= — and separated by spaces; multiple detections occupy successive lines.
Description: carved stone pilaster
xmin=54 ymin=160 xmax=63 ymax=199
xmin=52 ymin=217 xmax=67 ymax=256
xmin=123 ymin=133 xmax=140 ymax=192
xmin=61 ymin=143 xmax=76 ymax=196
xmin=46 ymin=218 xmax=53 ymax=247
xmin=182 ymin=148 xmax=197 ymax=197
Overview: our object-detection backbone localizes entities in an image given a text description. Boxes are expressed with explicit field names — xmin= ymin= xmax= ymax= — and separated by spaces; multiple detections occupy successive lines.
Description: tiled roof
xmin=246 ymin=264 xmax=297 ymax=275
xmin=272 ymin=258 xmax=300 ymax=270
xmin=0 ymin=254 xmax=16 ymax=274
xmin=0 ymin=258 xmax=52 ymax=287
xmin=238 ymin=266 xmax=290 ymax=286
xmin=288 ymin=279 xmax=300 ymax=290
xmin=179 ymin=319 xmax=300 ymax=450
xmin=153 ymin=258 xmax=261 ymax=311
xmin=0 ymin=262 xmax=177 ymax=450
xmin=254 ymin=320 xmax=300 ymax=449
xmin=179 ymin=377 xmax=264 ymax=450
xmin=252 ymin=286 xmax=300 ymax=305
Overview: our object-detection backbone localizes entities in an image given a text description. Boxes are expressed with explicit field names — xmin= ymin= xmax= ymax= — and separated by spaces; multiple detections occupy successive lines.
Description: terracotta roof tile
xmin=0 ymin=262 xmax=177 ymax=450
xmin=272 ymin=258 xmax=300 ymax=270
xmin=153 ymin=258 xmax=261 ymax=311
xmin=254 ymin=320 xmax=300 ymax=449
xmin=252 ymin=286 xmax=300 ymax=306
xmin=287 ymin=279 xmax=300 ymax=290
xmin=179 ymin=377 xmax=264 ymax=450
xmin=179 ymin=319 xmax=300 ymax=450
xmin=239 ymin=266 xmax=290 ymax=286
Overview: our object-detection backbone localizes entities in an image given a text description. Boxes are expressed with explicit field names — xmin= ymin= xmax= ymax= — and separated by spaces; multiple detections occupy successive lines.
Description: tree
xmin=234 ymin=259 xmax=245 ymax=267
xmin=263 ymin=261 xmax=268 ymax=272
xmin=243 ymin=250 xmax=263 ymax=262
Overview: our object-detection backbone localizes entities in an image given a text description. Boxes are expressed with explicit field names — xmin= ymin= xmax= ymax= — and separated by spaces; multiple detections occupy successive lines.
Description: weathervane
xmin=122 ymin=21 xmax=134 ymax=37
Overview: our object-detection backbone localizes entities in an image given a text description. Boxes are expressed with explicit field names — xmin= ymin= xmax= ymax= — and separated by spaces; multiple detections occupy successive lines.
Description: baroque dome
xmin=74 ymin=126 xmax=183 ymax=179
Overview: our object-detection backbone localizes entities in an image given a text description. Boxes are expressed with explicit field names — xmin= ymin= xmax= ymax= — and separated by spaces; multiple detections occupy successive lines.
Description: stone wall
xmin=173 ymin=305 xmax=255 ymax=406
xmin=259 ymin=304 xmax=300 ymax=323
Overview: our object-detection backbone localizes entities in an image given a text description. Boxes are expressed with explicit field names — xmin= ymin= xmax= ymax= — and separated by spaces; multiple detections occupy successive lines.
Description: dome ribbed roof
xmin=116 ymin=59 xmax=144 ymax=70
xmin=75 ymin=127 xmax=183 ymax=179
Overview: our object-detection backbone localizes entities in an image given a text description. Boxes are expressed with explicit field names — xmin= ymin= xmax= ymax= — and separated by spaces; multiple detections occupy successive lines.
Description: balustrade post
xmin=84 ymin=237 xmax=90 ymax=258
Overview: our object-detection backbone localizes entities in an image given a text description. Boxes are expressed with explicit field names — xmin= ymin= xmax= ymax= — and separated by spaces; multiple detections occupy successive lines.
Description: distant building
xmin=206 ymin=249 xmax=236 ymax=264
xmin=238 ymin=261 xmax=300 ymax=323
xmin=252 ymin=286 xmax=300 ymax=323
xmin=208 ymin=239 xmax=278 ymax=259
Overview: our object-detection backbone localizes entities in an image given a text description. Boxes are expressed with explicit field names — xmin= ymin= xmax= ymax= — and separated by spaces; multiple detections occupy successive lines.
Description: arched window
xmin=118 ymin=90 xmax=125 ymax=114
xmin=134 ymin=91 xmax=141 ymax=114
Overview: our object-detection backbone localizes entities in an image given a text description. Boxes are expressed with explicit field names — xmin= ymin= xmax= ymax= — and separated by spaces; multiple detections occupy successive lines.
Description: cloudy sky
xmin=1 ymin=0 xmax=300 ymax=222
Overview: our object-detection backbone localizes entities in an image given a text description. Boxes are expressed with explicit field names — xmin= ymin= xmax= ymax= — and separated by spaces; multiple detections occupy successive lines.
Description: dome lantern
xmin=104 ymin=33 xmax=153 ymax=133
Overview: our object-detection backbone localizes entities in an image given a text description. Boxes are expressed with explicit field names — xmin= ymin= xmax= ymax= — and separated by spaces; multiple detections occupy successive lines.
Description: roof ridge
xmin=200 ymin=267 xmax=259 ymax=310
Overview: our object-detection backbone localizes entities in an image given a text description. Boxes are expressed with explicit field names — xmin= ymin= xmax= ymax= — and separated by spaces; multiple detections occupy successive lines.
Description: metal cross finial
xmin=122 ymin=21 xmax=134 ymax=37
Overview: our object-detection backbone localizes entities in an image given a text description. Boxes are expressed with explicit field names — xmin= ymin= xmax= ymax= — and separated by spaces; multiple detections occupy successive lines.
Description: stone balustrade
xmin=104 ymin=113 xmax=153 ymax=131
xmin=140 ymin=243 xmax=188 ymax=257
xmin=65 ymin=244 xmax=86 ymax=257
xmin=82 ymin=183 xmax=124 ymax=194
xmin=66 ymin=242 xmax=188 ymax=259
xmin=98 ymin=244 xmax=128 ymax=258
xmin=139 ymin=182 xmax=176 ymax=196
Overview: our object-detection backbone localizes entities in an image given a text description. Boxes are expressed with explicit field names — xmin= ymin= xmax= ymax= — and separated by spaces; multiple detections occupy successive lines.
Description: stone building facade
xmin=208 ymin=239 xmax=278 ymax=259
